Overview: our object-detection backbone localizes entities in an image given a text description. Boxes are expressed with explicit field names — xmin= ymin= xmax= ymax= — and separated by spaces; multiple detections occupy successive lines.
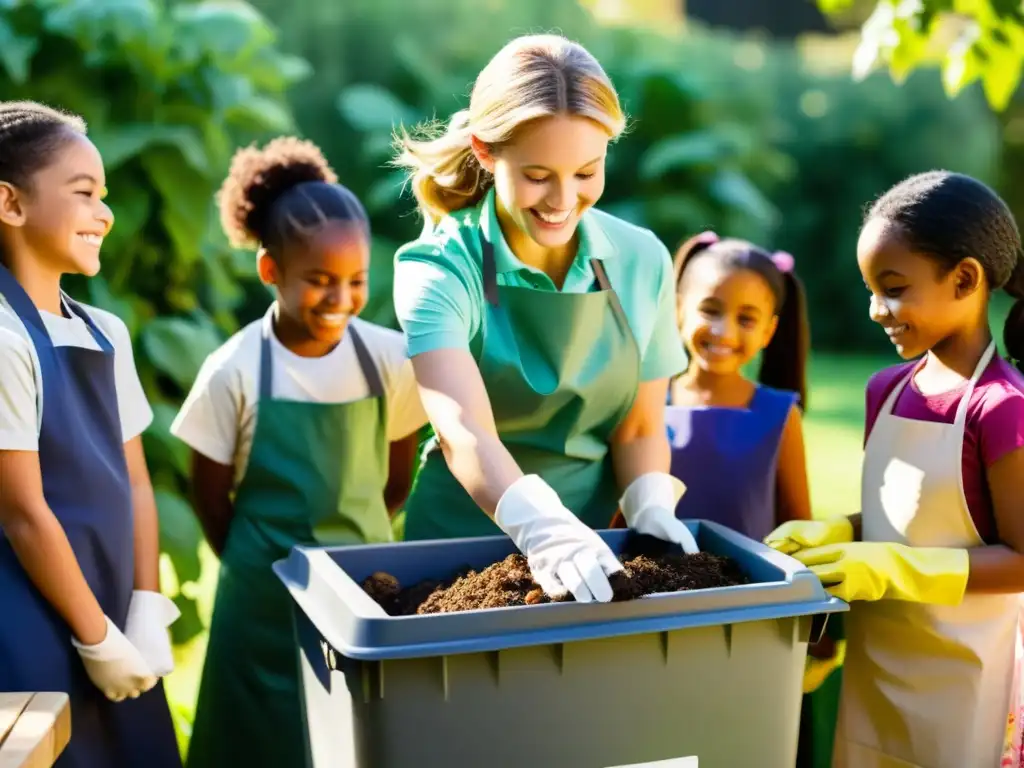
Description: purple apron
xmin=667 ymin=385 xmax=797 ymax=541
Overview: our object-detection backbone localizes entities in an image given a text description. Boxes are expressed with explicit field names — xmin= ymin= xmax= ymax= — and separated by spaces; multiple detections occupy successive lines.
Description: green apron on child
xmin=186 ymin=310 xmax=392 ymax=768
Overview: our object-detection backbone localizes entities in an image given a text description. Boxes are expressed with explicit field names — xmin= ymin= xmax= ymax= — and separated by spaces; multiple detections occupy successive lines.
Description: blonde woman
xmin=392 ymin=34 xmax=696 ymax=604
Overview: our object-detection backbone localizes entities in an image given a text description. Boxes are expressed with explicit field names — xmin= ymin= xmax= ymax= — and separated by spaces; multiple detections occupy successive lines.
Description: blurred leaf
xmin=146 ymin=403 xmax=192 ymax=478
xmin=169 ymin=594 xmax=204 ymax=646
xmin=171 ymin=0 xmax=274 ymax=67
xmin=225 ymin=95 xmax=294 ymax=133
xmin=708 ymin=170 xmax=778 ymax=226
xmin=639 ymin=132 xmax=734 ymax=179
xmin=88 ymin=276 xmax=138 ymax=337
xmin=0 ymin=17 xmax=37 ymax=84
xmin=155 ymin=489 xmax=202 ymax=585
xmin=337 ymin=83 xmax=418 ymax=133
xmin=141 ymin=316 xmax=223 ymax=389
xmin=93 ymin=123 xmax=207 ymax=172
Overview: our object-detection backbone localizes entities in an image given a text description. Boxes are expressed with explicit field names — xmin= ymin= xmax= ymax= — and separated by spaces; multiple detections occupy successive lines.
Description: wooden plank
xmin=0 ymin=693 xmax=71 ymax=768
xmin=0 ymin=695 xmax=32 ymax=750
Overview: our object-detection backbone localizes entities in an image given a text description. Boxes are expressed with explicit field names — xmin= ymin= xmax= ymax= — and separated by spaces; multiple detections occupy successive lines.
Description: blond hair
xmin=392 ymin=34 xmax=626 ymax=224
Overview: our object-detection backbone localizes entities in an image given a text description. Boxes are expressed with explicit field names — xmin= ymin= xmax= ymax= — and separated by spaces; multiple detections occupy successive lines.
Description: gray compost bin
xmin=274 ymin=520 xmax=846 ymax=768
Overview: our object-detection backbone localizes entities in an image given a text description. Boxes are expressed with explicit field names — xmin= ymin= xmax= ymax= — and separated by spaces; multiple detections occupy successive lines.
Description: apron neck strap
xmin=0 ymin=259 xmax=50 ymax=340
xmin=480 ymin=233 xmax=616 ymax=303
xmin=259 ymin=306 xmax=385 ymax=400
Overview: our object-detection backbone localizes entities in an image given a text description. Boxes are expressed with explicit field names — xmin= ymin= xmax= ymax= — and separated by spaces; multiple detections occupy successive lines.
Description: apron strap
xmin=348 ymin=322 xmax=385 ymax=399
xmin=480 ymin=234 xmax=631 ymax=337
xmin=0 ymin=260 xmax=50 ymax=341
xmin=61 ymin=294 xmax=114 ymax=353
xmin=953 ymin=339 xmax=997 ymax=426
xmin=257 ymin=308 xmax=385 ymax=400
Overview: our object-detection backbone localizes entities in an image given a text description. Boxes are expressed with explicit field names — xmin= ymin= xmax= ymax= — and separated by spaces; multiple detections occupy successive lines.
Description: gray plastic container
xmin=274 ymin=521 xmax=846 ymax=768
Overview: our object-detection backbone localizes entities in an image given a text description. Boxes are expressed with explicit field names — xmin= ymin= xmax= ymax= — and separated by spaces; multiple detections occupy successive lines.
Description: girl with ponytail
xmin=766 ymin=171 xmax=1024 ymax=768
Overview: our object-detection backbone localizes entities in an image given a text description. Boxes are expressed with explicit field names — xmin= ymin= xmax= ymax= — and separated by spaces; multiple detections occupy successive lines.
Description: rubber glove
xmin=764 ymin=516 xmax=854 ymax=556
xmin=793 ymin=542 xmax=969 ymax=605
xmin=803 ymin=639 xmax=846 ymax=694
xmin=125 ymin=590 xmax=181 ymax=678
xmin=619 ymin=472 xmax=699 ymax=554
xmin=496 ymin=474 xmax=624 ymax=603
xmin=72 ymin=616 xmax=158 ymax=702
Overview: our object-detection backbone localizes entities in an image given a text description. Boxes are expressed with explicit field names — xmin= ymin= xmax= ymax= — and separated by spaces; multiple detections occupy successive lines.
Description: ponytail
xmin=1002 ymin=253 xmax=1024 ymax=375
xmin=759 ymin=270 xmax=810 ymax=411
xmin=674 ymin=232 xmax=810 ymax=410
xmin=392 ymin=110 xmax=493 ymax=225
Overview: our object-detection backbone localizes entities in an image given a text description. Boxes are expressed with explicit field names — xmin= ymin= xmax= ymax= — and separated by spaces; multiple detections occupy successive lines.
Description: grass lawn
xmin=163 ymin=350 xmax=888 ymax=756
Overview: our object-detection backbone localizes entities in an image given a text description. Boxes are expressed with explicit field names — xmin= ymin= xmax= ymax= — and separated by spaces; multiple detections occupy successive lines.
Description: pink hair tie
xmin=695 ymin=230 xmax=719 ymax=245
xmin=771 ymin=250 xmax=795 ymax=273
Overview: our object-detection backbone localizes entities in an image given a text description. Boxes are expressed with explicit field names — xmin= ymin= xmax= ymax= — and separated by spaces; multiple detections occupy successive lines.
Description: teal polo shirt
xmin=393 ymin=188 xmax=687 ymax=382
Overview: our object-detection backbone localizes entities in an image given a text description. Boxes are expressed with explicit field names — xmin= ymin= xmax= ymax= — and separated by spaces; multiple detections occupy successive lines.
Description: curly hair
xmin=865 ymin=170 xmax=1024 ymax=372
xmin=216 ymin=136 xmax=368 ymax=255
xmin=0 ymin=100 xmax=86 ymax=189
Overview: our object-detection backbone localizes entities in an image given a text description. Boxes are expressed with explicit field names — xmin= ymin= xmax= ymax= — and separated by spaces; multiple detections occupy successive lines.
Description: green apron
xmin=185 ymin=308 xmax=391 ymax=768
xmin=404 ymin=226 xmax=641 ymax=540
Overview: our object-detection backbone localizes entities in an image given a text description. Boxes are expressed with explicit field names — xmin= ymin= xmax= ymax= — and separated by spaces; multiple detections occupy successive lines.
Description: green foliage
xmin=0 ymin=0 xmax=308 ymax=658
xmin=821 ymin=0 xmax=1024 ymax=111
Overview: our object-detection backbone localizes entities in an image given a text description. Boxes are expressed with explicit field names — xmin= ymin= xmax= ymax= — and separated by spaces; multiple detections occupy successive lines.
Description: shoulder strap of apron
xmin=953 ymin=339 xmax=996 ymax=426
xmin=0 ymin=261 xmax=50 ymax=341
xmin=61 ymin=294 xmax=114 ymax=353
xmin=347 ymin=322 xmax=385 ymax=399
xmin=479 ymin=234 xmax=632 ymax=333
xmin=257 ymin=309 xmax=386 ymax=401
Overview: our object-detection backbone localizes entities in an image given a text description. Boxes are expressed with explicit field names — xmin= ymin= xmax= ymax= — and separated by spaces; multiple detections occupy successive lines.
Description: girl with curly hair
xmin=172 ymin=137 xmax=427 ymax=768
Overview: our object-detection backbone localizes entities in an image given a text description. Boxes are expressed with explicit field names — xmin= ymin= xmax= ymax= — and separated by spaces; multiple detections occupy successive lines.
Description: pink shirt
xmin=864 ymin=355 xmax=1024 ymax=544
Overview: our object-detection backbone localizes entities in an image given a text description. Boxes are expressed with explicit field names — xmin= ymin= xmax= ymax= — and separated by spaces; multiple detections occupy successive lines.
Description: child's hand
xmin=124 ymin=590 xmax=181 ymax=678
xmin=72 ymin=616 xmax=158 ymax=701
xmin=764 ymin=516 xmax=854 ymax=555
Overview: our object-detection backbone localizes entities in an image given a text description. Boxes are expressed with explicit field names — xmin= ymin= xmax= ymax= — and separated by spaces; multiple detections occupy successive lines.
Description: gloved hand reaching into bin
xmin=618 ymin=472 xmax=699 ymax=554
xmin=496 ymin=474 xmax=624 ymax=603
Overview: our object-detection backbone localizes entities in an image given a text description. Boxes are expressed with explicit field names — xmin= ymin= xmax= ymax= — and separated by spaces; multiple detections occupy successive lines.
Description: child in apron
xmin=171 ymin=137 xmax=428 ymax=768
xmin=613 ymin=231 xmax=843 ymax=767
xmin=768 ymin=170 xmax=1024 ymax=768
xmin=0 ymin=101 xmax=182 ymax=766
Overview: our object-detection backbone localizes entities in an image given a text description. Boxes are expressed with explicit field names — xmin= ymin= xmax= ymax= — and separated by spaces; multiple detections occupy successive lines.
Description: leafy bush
xmin=0 ymin=0 xmax=308 ymax=737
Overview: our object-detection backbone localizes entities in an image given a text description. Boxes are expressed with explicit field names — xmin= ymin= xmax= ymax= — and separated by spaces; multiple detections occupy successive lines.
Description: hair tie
xmin=695 ymin=230 xmax=719 ymax=246
xmin=771 ymin=250 xmax=795 ymax=273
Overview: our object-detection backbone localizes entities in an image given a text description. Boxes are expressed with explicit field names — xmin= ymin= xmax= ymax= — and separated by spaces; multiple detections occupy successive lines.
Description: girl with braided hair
xmin=172 ymin=136 xmax=426 ymax=768
xmin=767 ymin=171 xmax=1024 ymax=767
xmin=0 ymin=100 xmax=181 ymax=766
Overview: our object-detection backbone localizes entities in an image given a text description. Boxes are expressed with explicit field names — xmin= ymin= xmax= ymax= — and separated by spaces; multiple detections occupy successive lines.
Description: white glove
xmin=124 ymin=590 xmax=181 ymax=678
xmin=619 ymin=472 xmax=699 ymax=554
xmin=496 ymin=474 xmax=624 ymax=603
xmin=72 ymin=616 xmax=158 ymax=702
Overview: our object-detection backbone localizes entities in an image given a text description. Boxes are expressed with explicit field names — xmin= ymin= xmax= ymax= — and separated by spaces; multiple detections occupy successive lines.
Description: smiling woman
xmin=390 ymin=33 xmax=697 ymax=606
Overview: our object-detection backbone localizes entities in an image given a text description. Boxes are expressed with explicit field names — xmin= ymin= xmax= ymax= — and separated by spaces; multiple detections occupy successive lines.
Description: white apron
xmin=835 ymin=341 xmax=1024 ymax=768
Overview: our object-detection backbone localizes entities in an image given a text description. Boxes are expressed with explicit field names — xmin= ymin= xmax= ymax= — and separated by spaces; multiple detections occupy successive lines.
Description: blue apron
xmin=0 ymin=263 xmax=181 ymax=767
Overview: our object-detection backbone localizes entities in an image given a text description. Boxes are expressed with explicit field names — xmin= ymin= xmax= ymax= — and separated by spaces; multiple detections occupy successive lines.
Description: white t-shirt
xmin=170 ymin=311 xmax=429 ymax=488
xmin=0 ymin=295 xmax=153 ymax=451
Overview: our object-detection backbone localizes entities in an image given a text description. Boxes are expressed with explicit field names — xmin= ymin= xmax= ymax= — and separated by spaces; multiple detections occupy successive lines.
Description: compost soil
xmin=362 ymin=534 xmax=749 ymax=616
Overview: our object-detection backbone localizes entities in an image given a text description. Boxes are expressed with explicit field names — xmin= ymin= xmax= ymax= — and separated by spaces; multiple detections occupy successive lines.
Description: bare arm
xmin=0 ymin=449 xmax=107 ymax=645
xmin=775 ymin=406 xmax=811 ymax=524
xmin=609 ymin=378 xmax=672 ymax=489
xmin=411 ymin=349 xmax=522 ymax=516
xmin=125 ymin=436 xmax=160 ymax=592
xmin=384 ymin=432 xmax=420 ymax=516
xmin=189 ymin=451 xmax=236 ymax=557
xmin=965 ymin=445 xmax=1024 ymax=593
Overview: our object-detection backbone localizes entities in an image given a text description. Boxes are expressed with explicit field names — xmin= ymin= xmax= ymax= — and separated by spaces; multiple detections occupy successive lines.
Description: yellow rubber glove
xmin=803 ymin=639 xmax=846 ymax=694
xmin=764 ymin=516 xmax=854 ymax=556
xmin=792 ymin=542 xmax=969 ymax=605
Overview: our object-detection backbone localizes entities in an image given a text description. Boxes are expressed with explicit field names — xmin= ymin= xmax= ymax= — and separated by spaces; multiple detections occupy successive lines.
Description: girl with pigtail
xmin=767 ymin=171 xmax=1024 ymax=767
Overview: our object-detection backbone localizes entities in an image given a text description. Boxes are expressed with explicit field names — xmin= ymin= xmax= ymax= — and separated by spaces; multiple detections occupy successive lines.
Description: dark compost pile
xmin=362 ymin=534 xmax=749 ymax=616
